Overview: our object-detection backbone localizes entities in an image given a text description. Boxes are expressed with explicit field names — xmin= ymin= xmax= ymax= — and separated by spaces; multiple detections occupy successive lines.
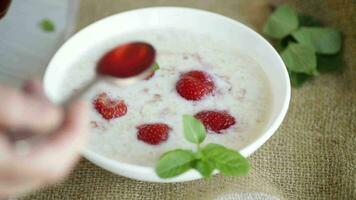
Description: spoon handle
xmin=11 ymin=70 xmax=151 ymax=154
xmin=62 ymin=77 xmax=99 ymax=107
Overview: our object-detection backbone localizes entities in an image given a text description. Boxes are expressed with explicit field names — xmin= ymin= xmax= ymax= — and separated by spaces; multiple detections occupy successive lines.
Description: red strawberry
xmin=137 ymin=123 xmax=171 ymax=145
xmin=93 ymin=92 xmax=127 ymax=120
xmin=195 ymin=111 xmax=236 ymax=133
xmin=176 ymin=70 xmax=215 ymax=101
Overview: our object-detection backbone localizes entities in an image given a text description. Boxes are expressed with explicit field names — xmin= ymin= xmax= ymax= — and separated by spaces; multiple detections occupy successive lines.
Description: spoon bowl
xmin=62 ymin=41 xmax=156 ymax=106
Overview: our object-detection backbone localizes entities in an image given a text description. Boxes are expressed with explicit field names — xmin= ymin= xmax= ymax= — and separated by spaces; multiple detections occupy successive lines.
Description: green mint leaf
xmin=317 ymin=52 xmax=343 ymax=72
xmin=292 ymin=27 xmax=342 ymax=54
xmin=276 ymin=35 xmax=296 ymax=52
xmin=192 ymin=159 xmax=214 ymax=178
xmin=281 ymin=43 xmax=317 ymax=75
xmin=156 ymin=149 xmax=195 ymax=178
xmin=298 ymin=15 xmax=322 ymax=27
xmin=40 ymin=19 xmax=55 ymax=32
xmin=201 ymin=143 xmax=250 ymax=176
xmin=182 ymin=115 xmax=206 ymax=144
xmin=288 ymin=70 xmax=311 ymax=88
xmin=151 ymin=62 xmax=160 ymax=71
xmin=262 ymin=5 xmax=298 ymax=39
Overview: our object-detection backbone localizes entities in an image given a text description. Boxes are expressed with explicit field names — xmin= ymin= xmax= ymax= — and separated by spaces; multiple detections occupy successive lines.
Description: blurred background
xmin=0 ymin=0 xmax=354 ymax=87
xmin=0 ymin=0 xmax=78 ymax=87
xmin=0 ymin=0 xmax=354 ymax=199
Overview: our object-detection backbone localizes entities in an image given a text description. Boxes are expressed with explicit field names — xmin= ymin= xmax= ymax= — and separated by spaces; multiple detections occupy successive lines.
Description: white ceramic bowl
xmin=44 ymin=7 xmax=290 ymax=182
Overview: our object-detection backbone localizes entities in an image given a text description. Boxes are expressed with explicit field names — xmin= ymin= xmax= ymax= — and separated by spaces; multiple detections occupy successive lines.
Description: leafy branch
xmin=263 ymin=5 xmax=343 ymax=87
xmin=155 ymin=115 xmax=249 ymax=178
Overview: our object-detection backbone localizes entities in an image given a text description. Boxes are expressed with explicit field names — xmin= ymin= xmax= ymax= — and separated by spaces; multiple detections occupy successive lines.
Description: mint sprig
xmin=201 ymin=143 xmax=250 ymax=176
xmin=317 ymin=52 xmax=343 ymax=72
xmin=192 ymin=160 xmax=214 ymax=177
xmin=281 ymin=43 xmax=317 ymax=75
xmin=151 ymin=62 xmax=160 ymax=71
xmin=156 ymin=149 xmax=195 ymax=178
xmin=182 ymin=114 xmax=206 ymax=145
xmin=263 ymin=5 xmax=343 ymax=87
xmin=291 ymin=27 xmax=341 ymax=54
xmin=262 ymin=5 xmax=298 ymax=39
xmin=155 ymin=115 xmax=249 ymax=179
xmin=298 ymin=15 xmax=322 ymax=27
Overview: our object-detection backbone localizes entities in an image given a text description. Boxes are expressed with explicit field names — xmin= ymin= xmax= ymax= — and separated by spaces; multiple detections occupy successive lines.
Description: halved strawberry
xmin=195 ymin=111 xmax=236 ymax=133
xmin=93 ymin=92 xmax=127 ymax=120
xmin=176 ymin=70 xmax=215 ymax=101
xmin=137 ymin=123 xmax=171 ymax=145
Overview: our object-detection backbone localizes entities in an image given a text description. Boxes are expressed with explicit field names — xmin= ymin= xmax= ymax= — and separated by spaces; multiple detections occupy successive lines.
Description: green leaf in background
xmin=281 ymin=43 xmax=317 ymax=75
xmin=40 ymin=19 xmax=55 ymax=32
xmin=261 ymin=5 xmax=344 ymax=88
xmin=262 ymin=5 xmax=298 ymax=39
xmin=288 ymin=70 xmax=311 ymax=88
xmin=276 ymin=35 xmax=296 ymax=52
xmin=151 ymin=62 xmax=160 ymax=71
xmin=156 ymin=149 xmax=195 ymax=178
xmin=317 ymin=52 xmax=343 ymax=72
xmin=292 ymin=27 xmax=342 ymax=54
xmin=201 ymin=143 xmax=250 ymax=176
xmin=192 ymin=160 xmax=214 ymax=178
xmin=182 ymin=115 xmax=206 ymax=144
xmin=298 ymin=15 xmax=322 ymax=27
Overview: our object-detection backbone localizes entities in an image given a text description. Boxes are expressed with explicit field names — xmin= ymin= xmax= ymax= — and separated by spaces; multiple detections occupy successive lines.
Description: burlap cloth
xmin=23 ymin=0 xmax=355 ymax=199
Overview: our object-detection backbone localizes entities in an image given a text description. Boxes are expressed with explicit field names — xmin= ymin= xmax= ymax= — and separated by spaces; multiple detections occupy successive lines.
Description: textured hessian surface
xmin=23 ymin=0 xmax=355 ymax=199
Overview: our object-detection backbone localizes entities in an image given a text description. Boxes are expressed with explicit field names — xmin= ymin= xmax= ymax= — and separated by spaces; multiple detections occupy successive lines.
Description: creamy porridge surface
xmin=58 ymin=29 xmax=272 ymax=167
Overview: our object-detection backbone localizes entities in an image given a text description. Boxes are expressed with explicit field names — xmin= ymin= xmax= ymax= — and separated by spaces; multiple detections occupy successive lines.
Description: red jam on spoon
xmin=97 ymin=42 xmax=156 ymax=78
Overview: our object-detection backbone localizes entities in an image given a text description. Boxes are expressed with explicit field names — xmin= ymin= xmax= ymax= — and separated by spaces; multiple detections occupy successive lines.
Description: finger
xmin=22 ymin=79 xmax=46 ymax=98
xmin=15 ymin=101 xmax=88 ymax=182
xmin=0 ymin=178 xmax=43 ymax=199
xmin=40 ymin=101 xmax=88 ymax=179
xmin=0 ymin=131 xmax=10 ymax=159
xmin=0 ymin=86 xmax=64 ymax=134
xmin=49 ymin=101 xmax=89 ymax=148
xmin=0 ymin=159 xmax=50 ymax=183
xmin=0 ymin=100 xmax=88 ymax=189
xmin=0 ymin=157 xmax=68 ymax=187
xmin=1 ymin=146 xmax=78 ymax=186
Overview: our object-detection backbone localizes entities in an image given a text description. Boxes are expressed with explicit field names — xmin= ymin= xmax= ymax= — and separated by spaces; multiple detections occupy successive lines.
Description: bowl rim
xmin=44 ymin=6 xmax=291 ymax=182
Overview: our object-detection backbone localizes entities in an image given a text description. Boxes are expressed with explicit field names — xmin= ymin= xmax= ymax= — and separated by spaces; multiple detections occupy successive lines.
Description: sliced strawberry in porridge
xmin=93 ymin=92 xmax=127 ymax=120
xmin=195 ymin=110 xmax=236 ymax=133
xmin=137 ymin=123 xmax=171 ymax=145
xmin=176 ymin=70 xmax=215 ymax=101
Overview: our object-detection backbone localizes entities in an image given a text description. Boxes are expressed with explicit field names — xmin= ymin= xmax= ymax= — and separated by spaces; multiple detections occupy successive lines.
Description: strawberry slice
xmin=195 ymin=111 xmax=236 ymax=133
xmin=137 ymin=123 xmax=171 ymax=145
xmin=176 ymin=70 xmax=215 ymax=101
xmin=93 ymin=92 xmax=127 ymax=120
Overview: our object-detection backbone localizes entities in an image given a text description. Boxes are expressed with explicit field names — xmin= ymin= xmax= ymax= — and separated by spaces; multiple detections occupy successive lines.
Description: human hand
xmin=0 ymin=80 xmax=88 ymax=198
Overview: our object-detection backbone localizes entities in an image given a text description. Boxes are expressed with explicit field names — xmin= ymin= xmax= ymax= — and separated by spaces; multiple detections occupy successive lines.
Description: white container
xmin=44 ymin=7 xmax=291 ymax=182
